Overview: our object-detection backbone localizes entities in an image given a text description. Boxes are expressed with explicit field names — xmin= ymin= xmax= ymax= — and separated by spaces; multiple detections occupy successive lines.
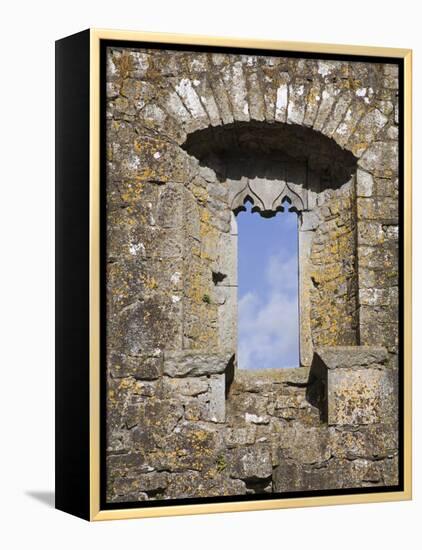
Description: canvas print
xmin=104 ymin=44 xmax=401 ymax=505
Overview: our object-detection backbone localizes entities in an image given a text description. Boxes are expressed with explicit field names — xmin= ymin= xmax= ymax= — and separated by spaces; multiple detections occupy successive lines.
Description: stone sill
xmin=315 ymin=346 xmax=389 ymax=370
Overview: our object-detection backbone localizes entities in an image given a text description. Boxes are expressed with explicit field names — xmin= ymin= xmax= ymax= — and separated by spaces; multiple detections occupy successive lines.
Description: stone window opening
xmin=236 ymin=196 xmax=300 ymax=370
xmin=182 ymin=120 xmax=359 ymax=379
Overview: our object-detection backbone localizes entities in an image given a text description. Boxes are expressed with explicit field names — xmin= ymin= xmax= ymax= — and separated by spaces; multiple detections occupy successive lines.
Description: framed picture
xmin=55 ymin=28 xmax=412 ymax=521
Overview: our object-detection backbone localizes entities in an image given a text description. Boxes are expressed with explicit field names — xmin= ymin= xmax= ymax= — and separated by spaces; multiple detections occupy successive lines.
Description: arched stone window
xmin=182 ymin=121 xmax=358 ymax=369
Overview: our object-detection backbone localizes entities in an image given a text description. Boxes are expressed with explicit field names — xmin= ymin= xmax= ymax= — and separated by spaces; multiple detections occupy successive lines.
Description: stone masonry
xmin=105 ymin=46 xmax=399 ymax=503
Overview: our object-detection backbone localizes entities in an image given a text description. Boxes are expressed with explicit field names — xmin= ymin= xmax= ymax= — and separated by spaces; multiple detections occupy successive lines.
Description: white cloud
xmin=238 ymin=249 xmax=299 ymax=370
xmin=266 ymin=253 xmax=298 ymax=292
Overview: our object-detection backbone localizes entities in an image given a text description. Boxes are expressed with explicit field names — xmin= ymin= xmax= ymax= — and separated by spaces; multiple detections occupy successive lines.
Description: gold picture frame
xmin=55 ymin=28 xmax=412 ymax=521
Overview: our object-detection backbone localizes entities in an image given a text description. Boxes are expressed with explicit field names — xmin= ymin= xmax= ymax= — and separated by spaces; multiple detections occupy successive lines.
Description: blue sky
xmin=237 ymin=205 xmax=299 ymax=369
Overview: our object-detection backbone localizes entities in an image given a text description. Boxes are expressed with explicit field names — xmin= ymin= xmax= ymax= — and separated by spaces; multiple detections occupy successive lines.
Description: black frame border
xmin=99 ymin=38 xmax=405 ymax=512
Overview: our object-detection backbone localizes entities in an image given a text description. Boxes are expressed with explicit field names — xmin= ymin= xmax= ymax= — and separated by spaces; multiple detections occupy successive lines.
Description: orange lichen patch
xmin=191 ymin=184 xmax=208 ymax=204
xmin=141 ymin=274 xmax=158 ymax=290
xmin=185 ymin=270 xmax=203 ymax=302
xmin=115 ymin=52 xmax=134 ymax=82
xmin=306 ymin=86 xmax=320 ymax=107
xmin=351 ymin=142 xmax=369 ymax=157
xmin=120 ymin=181 xmax=144 ymax=203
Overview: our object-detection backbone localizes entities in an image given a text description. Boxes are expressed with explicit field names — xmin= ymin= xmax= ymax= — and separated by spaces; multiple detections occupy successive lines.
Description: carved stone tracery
xmin=228 ymin=163 xmax=307 ymax=217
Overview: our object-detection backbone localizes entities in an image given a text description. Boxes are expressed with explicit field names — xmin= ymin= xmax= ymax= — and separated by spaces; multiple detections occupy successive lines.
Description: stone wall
xmin=309 ymin=179 xmax=359 ymax=348
xmin=105 ymin=46 xmax=399 ymax=503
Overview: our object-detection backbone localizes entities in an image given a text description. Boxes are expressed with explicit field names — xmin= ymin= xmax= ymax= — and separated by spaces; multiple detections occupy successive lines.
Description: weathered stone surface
xmin=219 ymin=59 xmax=250 ymax=122
xmin=313 ymin=347 xmax=396 ymax=427
xmin=329 ymin=424 xmax=398 ymax=460
xmin=273 ymin=456 xmax=394 ymax=493
xmin=245 ymin=66 xmax=266 ymax=122
xmin=356 ymin=169 xmax=374 ymax=197
xmin=224 ymin=426 xmax=256 ymax=448
xmin=163 ymin=351 xmax=233 ymax=377
xmin=107 ymin=296 xmax=183 ymax=356
xmin=287 ymin=81 xmax=307 ymax=125
xmin=314 ymin=84 xmax=339 ymax=131
xmin=111 ymin=471 xmax=168 ymax=501
xmin=105 ymin=46 xmax=399 ymax=503
xmin=162 ymin=376 xmax=209 ymax=397
xmin=233 ymin=367 xmax=311 ymax=392
xmin=358 ymin=142 xmax=399 ymax=176
xmin=207 ymin=374 xmax=226 ymax=422
xmin=303 ymin=81 xmax=322 ymax=127
xmin=147 ymin=423 xmax=220 ymax=473
xmin=166 ymin=472 xmax=246 ymax=498
xmin=278 ymin=426 xmax=331 ymax=464
xmin=316 ymin=346 xmax=388 ymax=369
xmin=109 ymin=351 xmax=164 ymax=380
xmin=334 ymin=101 xmax=367 ymax=148
xmin=327 ymin=366 xmax=396 ymax=426
xmin=227 ymin=446 xmax=272 ymax=480
xmin=357 ymin=196 xmax=398 ymax=223
xmin=322 ymin=90 xmax=352 ymax=137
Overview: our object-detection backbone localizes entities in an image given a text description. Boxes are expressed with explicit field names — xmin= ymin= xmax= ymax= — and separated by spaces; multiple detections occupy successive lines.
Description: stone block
xmin=359 ymin=287 xmax=398 ymax=308
xmin=314 ymin=85 xmax=338 ymax=131
xmin=163 ymin=350 xmax=233 ymax=377
xmin=112 ymin=471 xmax=168 ymax=498
xmin=360 ymin=306 xmax=398 ymax=327
xmin=274 ymin=72 xmax=289 ymax=122
xmin=166 ymin=471 xmax=246 ymax=498
xmin=107 ymin=295 xmax=183 ymax=355
xmin=227 ymin=446 xmax=272 ymax=480
xmin=207 ymin=374 xmax=226 ymax=422
xmin=277 ymin=426 xmax=331 ymax=465
xmin=360 ymin=322 xmax=398 ymax=351
xmin=357 ymin=197 xmax=398 ymax=223
xmin=190 ymin=76 xmax=222 ymax=127
xmin=358 ymin=142 xmax=398 ymax=177
xmin=316 ymin=346 xmax=388 ymax=369
xmin=245 ymin=69 xmax=266 ymax=122
xmin=287 ymin=82 xmax=307 ymax=125
xmin=162 ymin=376 xmax=209 ymax=397
xmin=356 ymin=169 xmax=374 ymax=197
xmin=322 ymin=91 xmax=352 ymax=137
xmin=334 ymin=102 xmax=366 ymax=147
xmin=208 ymin=75 xmax=234 ymax=125
xmin=303 ymin=82 xmax=322 ymax=127
xmin=150 ymin=423 xmax=219 ymax=473
xmin=156 ymin=183 xmax=184 ymax=228
xmin=220 ymin=60 xmax=249 ymax=122
xmin=173 ymin=77 xmax=209 ymax=127
xmin=273 ymin=456 xmax=393 ymax=493
xmin=218 ymin=286 xmax=237 ymax=352
xmin=328 ymin=424 xmax=398 ymax=460
xmin=108 ymin=350 xmax=163 ymax=380
xmin=315 ymin=347 xmax=395 ymax=426
xmin=216 ymin=231 xmax=237 ymax=286
xmin=224 ymin=426 xmax=256 ymax=448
